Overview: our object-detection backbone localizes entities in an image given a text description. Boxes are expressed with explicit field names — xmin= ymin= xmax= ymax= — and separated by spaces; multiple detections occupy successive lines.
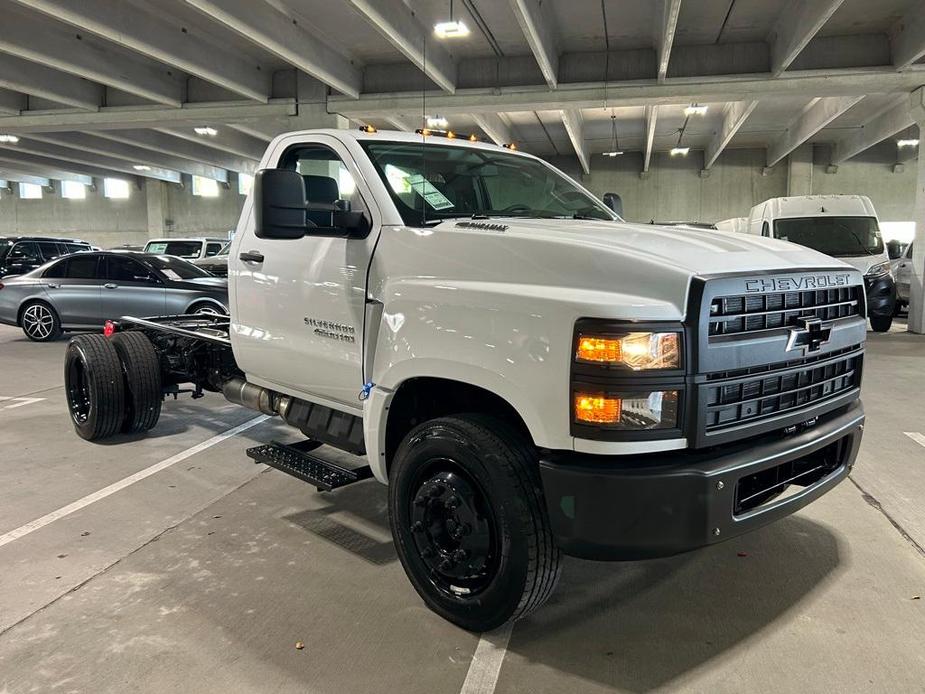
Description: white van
xmin=746 ymin=195 xmax=896 ymax=331
xmin=714 ymin=217 xmax=748 ymax=234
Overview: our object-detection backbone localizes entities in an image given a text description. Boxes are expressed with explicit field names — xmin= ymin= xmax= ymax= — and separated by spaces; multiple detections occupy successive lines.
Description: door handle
xmin=46 ymin=283 xmax=60 ymax=289
xmin=104 ymin=283 xmax=118 ymax=289
xmin=239 ymin=251 xmax=264 ymax=263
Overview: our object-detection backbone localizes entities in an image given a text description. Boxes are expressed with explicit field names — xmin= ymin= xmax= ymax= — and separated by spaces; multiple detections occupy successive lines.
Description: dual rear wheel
xmin=64 ymin=332 xmax=162 ymax=441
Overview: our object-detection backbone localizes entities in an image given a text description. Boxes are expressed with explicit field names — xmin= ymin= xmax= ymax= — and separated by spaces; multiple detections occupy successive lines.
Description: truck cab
xmin=745 ymin=195 xmax=895 ymax=331
xmin=64 ymin=128 xmax=867 ymax=631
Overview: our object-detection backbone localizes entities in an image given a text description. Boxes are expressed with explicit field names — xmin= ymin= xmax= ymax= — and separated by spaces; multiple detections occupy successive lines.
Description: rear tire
xmin=20 ymin=301 xmax=62 ymax=342
xmin=64 ymin=335 xmax=125 ymax=441
xmin=188 ymin=301 xmax=227 ymax=316
xmin=110 ymin=332 xmax=162 ymax=434
xmin=870 ymin=315 xmax=893 ymax=332
xmin=389 ymin=414 xmax=561 ymax=632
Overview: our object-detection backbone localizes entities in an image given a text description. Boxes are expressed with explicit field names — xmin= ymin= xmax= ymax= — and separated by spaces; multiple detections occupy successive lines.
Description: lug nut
xmin=439 ymin=558 xmax=453 ymax=571
xmin=445 ymin=494 xmax=460 ymax=509
xmin=716 ymin=481 xmax=724 ymax=490
xmin=411 ymin=521 xmax=424 ymax=533
xmin=429 ymin=484 xmax=445 ymax=498
xmin=453 ymin=549 xmax=468 ymax=562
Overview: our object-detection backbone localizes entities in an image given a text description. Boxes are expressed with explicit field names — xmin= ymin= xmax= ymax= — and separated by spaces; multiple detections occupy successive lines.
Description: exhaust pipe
xmin=222 ymin=377 xmax=278 ymax=416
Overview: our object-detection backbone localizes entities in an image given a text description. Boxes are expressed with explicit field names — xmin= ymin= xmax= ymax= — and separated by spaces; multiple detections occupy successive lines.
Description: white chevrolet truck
xmin=63 ymin=128 xmax=867 ymax=631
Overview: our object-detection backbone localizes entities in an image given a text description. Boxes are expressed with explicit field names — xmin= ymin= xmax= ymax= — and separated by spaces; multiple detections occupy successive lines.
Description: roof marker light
xmin=502 ymin=142 xmax=517 ymax=150
xmin=358 ymin=125 xmax=377 ymax=133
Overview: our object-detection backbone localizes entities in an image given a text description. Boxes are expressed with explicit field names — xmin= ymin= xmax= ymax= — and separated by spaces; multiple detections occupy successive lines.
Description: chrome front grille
xmin=708 ymin=286 xmax=863 ymax=337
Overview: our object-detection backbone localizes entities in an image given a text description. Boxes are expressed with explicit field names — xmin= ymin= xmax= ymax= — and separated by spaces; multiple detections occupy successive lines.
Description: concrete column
xmin=145 ymin=178 xmax=168 ymax=239
xmin=908 ymin=123 xmax=925 ymax=334
xmin=787 ymin=143 xmax=813 ymax=195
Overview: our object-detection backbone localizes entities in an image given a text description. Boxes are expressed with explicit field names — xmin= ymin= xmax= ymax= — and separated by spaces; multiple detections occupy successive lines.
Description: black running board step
xmin=246 ymin=440 xmax=373 ymax=492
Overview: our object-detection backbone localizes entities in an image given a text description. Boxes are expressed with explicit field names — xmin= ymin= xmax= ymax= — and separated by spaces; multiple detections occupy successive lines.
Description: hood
xmin=434 ymin=218 xmax=855 ymax=276
xmin=829 ymin=253 xmax=890 ymax=274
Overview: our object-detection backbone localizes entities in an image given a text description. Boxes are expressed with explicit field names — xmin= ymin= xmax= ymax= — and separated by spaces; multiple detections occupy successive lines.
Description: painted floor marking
xmin=0 ymin=396 xmax=45 ymax=410
xmin=459 ymin=624 xmax=513 ymax=694
xmin=904 ymin=432 xmax=925 ymax=449
xmin=0 ymin=415 xmax=269 ymax=549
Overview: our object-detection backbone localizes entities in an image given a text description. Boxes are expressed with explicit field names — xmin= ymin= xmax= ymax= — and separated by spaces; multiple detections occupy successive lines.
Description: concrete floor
xmin=0 ymin=321 xmax=924 ymax=694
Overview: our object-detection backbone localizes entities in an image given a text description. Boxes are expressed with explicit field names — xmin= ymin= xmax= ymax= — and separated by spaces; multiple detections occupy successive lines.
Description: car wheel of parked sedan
xmin=870 ymin=315 xmax=893 ymax=332
xmin=64 ymin=335 xmax=126 ymax=441
xmin=110 ymin=332 xmax=162 ymax=434
xmin=188 ymin=302 xmax=227 ymax=316
xmin=20 ymin=301 xmax=62 ymax=342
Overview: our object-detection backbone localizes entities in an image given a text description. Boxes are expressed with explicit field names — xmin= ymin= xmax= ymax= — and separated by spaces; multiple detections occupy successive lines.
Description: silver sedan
xmin=0 ymin=251 xmax=228 ymax=341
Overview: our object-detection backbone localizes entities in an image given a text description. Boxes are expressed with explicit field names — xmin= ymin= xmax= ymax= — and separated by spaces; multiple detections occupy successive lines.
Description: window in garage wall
xmin=193 ymin=175 xmax=220 ymax=197
xmin=103 ymin=178 xmax=130 ymax=199
xmin=238 ymin=173 xmax=253 ymax=196
xmin=18 ymin=182 xmax=42 ymax=199
xmin=61 ymin=180 xmax=86 ymax=200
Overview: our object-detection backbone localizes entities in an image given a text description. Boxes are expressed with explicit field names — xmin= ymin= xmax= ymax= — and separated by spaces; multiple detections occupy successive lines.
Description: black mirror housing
xmin=603 ymin=192 xmax=623 ymax=218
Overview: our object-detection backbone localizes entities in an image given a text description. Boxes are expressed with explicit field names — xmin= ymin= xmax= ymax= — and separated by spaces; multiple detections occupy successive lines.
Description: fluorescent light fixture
xmin=426 ymin=115 xmax=449 ymax=129
xmin=434 ymin=20 xmax=470 ymax=38
xmin=670 ymin=147 xmax=690 ymax=156
xmin=61 ymin=180 xmax=86 ymax=200
xmin=0 ymin=134 xmax=19 ymax=143
xmin=897 ymin=139 xmax=919 ymax=147
xmin=192 ymin=175 xmax=220 ymax=198
xmin=194 ymin=126 xmax=218 ymax=136
xmin=103 ymin=178 xmax=130 ymax=199
xmin=602 ymin=151 xmax=624 ymax=157
xmin=683 ymin=104 xmax=708 ymax=116
xmin=133 ymin=164 xmax=152 ymax=171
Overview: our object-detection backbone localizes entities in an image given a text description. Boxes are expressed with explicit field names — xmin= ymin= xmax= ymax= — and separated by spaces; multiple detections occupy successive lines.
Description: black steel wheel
xmin=111 ymin=331 xmax=162 ymax=434
xmin=64 ymin=335 xmax=126 ymax=441
xmin=20 ymin=301 xmax=62 ymax=342
xmin=389 ymin=414 xmax=561 ymax=632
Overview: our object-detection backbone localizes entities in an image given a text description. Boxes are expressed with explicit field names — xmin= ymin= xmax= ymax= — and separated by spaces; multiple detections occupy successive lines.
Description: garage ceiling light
xmin=670 ymin=147 xmax=690 ymax=156
xmin=133 ymin=164 xmax=151 ymax=171
xmin=194 ymin=126 xmax=218 ymax=136
xmin=897 ymin=139 xmax=919 ymax=147
xmin=602 ymin=114 xmax=624 ymax=157
xmin=427 ymin=115 xmax=449 ymax=129
xmin=435 ymin=0 xmax=469 ymax=38
xmin=0 ymin=134 xmax=20 ymax=143
xmin=683 ymin=104 xmax=708 ymax=116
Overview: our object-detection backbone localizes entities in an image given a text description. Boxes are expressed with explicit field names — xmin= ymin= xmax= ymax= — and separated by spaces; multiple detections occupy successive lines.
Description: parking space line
xmin=0 ymin=396 xmax=46 ymax=410
xmin=904 ymin=432 xmax=925 ymax=449
xmin=0 ymin=415 xmax=269 ymax=549
xmin=459 ymin=624 xmax=513 ymax=694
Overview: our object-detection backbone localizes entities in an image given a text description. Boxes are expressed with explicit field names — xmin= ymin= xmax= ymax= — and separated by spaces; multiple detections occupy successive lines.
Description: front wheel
xmin=21 ymin=301 xmax=62 ymax=342
xmin=389 ymin=414 xmax=561 ymax=632
xmin=870 ymin=315 xmax=893 ymax=332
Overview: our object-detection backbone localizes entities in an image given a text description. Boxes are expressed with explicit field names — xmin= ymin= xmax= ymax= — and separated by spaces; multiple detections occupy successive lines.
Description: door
xmin=232 ymin=135 xmax=380 ymax=407
xmin=42 ymin=254 xmax=102 ymax=327
xmin=98 ymin=255 xmax=166 ymax=320
xmin=5 ymin=241 xmax=43 ymax=275
xmin=896 ymin=243 xmax=913 ymax=302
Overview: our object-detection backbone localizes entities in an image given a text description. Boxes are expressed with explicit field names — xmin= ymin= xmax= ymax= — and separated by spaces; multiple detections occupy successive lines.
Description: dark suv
xmin=0 ymin=236 xmax=92 ymax=278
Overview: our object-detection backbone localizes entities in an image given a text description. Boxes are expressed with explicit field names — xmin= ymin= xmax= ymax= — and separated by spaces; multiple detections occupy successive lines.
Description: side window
xmin=43 ymin=259 xmax=68 ymax=279
xmin=65 ymin=243 xmax=89 ymax=254
xmin=105 ymin=256 xmax=155 ymax=282
xmin=206 ymin=242 xmax=223 ymax=257
xmin=278 ymin=145 xmax=367 ymax=224
xmin=761 ymin=221 xmax=770 ymax=238
xmin=37 ymin=241 xmax=64 ymax=261
xmin=64 ymin=255 xmax=100 ymax=279
xmin=9 ymin=242 xmax=40 ymax=262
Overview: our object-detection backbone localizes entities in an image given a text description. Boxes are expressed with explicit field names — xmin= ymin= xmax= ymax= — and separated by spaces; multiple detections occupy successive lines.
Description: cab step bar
xmin=246 ymin=440 xmax=373 ymax=492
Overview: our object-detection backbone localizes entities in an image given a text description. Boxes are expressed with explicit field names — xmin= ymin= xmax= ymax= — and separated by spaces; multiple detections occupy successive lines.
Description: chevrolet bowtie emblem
xmin=786 ymin=317 xmax=832 ymax=353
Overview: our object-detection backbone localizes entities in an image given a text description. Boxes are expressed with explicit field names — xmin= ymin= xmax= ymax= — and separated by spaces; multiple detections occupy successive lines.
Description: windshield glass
xmin=361 ymin=141 xmax=616 ymax=226
xmin=774 ymin=217 xmax=884 ymax=256
xmin=217 ymin=243 xmax=230 ymax=256
xmin=0 ymin=239 xmax=11 ymax=262
xmin=145 ymin=254 xmax=212 ymax=280
xmin=144 ymin=240 xmax=202 ymax=259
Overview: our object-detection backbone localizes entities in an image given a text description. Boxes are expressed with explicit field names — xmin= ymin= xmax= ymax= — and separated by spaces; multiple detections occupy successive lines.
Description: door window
xmin=43 ymin=259 xmax=68 ymax=278
xmin=9 ymin=242 xmax=40 ymax=264
xmin=104 ymin=256 xmax=156 ymax=282
xmin=65 ymin=243 xmax=90 ymax=254
xmin=37 ymin=241 xmax=64 ymax=261
xmin=63 ymin=255 xmax=100 ymax=279
xmin=278 ymin=145 xmax=367 ymax=226
xmin=761 ymin=222 xmax=770 ymax=238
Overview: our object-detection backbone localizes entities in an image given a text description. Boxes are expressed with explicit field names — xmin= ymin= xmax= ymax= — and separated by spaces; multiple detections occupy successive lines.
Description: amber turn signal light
xmin=574 ymin=394 xmax=622 ymax=424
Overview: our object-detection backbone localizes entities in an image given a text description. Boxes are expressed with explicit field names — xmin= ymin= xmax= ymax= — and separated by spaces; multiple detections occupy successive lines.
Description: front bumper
xmin=864 ymin=274 xmax=896 ymax=317
xmin=539 ymin=400 xmax=864 ymax=560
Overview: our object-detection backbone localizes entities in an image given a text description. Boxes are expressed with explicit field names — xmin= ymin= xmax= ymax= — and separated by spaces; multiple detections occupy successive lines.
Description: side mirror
xmin=602 ymin=192 xmax=623 ymax=217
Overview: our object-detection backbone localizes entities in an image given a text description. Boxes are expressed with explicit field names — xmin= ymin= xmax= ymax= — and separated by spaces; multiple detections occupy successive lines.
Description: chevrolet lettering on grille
xmin=786 ymin=316 xmax=832 ymax=353
xmin=744 ymin=274 xmax=851 ymax=293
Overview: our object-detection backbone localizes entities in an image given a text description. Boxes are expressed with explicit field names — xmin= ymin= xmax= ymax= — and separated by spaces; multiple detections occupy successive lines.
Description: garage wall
xmin=566 ymin=143 xmax=917 ymax=224
xmin=0 ymin=179 xmax=245 ymax=247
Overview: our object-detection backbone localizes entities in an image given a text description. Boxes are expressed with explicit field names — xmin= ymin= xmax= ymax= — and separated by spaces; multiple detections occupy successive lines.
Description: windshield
xmin=0 ymin=239 xmax=11 ymax=262
xmin=361 ymin=141 xmax=616 ymax=226
xmin=773 ymin=217 xmax=884 ymax=257
xmin=144 ymin=240 xmax=202 ymax=259
xmin=145 ymin=254 xmax=212 ymax=280
xmin=217 ymin=243 xmax=231 ymax=256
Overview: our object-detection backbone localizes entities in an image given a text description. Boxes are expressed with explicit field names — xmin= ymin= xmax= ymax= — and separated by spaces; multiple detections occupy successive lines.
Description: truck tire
xmin=110 ymin=332 xmax=162 ymax=434
xmin=64 ymin=335 xmax=126 ymax=441
xmin=389 ymin=414 xmax=561 ymax=632
xmin=870 ymin=315 xmax=893 ymax=332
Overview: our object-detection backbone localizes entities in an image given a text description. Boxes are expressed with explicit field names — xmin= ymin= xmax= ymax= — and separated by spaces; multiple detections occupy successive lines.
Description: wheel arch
xmin=185 ymin=296 xmax=228 ymax=314
xmin=16 ymin=296 xmax=56 ymax=327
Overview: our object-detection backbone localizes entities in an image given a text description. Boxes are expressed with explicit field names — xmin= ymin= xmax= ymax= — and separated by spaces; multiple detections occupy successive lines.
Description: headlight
xmin=865 ymin=261 xmax=892 ymax=278
xmin=575 ymin=331 xmax=681 ymax=370
xmin=573 ymin=390 xmax=679 ymax=429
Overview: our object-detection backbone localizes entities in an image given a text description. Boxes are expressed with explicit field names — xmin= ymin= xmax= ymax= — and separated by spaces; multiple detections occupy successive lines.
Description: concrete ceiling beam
xmin=508 ymin=0 xmax=559 ymax=88
xmin=643 ymin=105 xmax=658 ymax=173
xmin=561 ymin=109 xmax=590 ymax=175
xmin=768 ymin=0 xmax=846 ymax=75
xmin=156 ymin=126 xmax=266 ymax=160
xmin=767 ymin=95 xmax=864 ymax=167
xmin=472 ymin=113 xmax=513 ymax=146
xmin=0 ymin=150 xmax=156 ymax=183
xmin=654 ymin=0 xmax=682 ymax=82
xmin=832 ymin=98 xmax=916 ymax=164
xmin=0 ymin=54 xmax=102 ymax=110
xmin=890 ymin=2 xmax=925 ymax=71
xmin=704 ymin=100 xmax=760 ymax=169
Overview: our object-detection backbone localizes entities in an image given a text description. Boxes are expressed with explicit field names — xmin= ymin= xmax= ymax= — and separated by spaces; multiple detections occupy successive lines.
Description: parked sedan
xmin=0 ymin=251 xmax=228 ymax=341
